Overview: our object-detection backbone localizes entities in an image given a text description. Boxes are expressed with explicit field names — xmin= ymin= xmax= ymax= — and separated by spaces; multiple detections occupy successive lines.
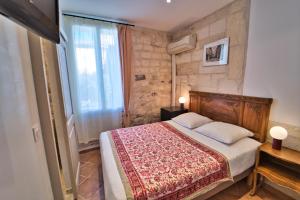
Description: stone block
xmin=159 ymin=67 xmax=171 ymax=74
xmin=227 ymin=11 xmax=247 ymax=46
xmin=141 ymin=60 xmax=150 ymax=67
xmin=151 ymin=39 xmax=163 ymax=47
xmin=196 ymin=26 xmax=209 ymax=40
xmin=141 ymin=52 xmax=152 ymax=59
xmin=229 ymin=0 xmax=249 ymax=14
xmin=209 ymin=19 xmax=226 ymax=36
xmin=192 ymin=49 xmax=203 ymax=62
xmin=133 ymin=51 xmax=140 ymax=58
xmin=132 ymin=35 xmax=137 ymax=43
xmin=149 ymin=60 xmax=160 ymax=67
xmin=151 ymin=53 xmax=162 ymax=59
xmin=192 ymin=85 xmax=218 ymax=93
xmin=228 ymin=45 xmax=245 ymax=80
xmin=211 ymin=74 xmax=226 ymax=88
xmin=135 ymin=37 xmax=143 ymax=44
xmin=134 ymin=60 xmax=141 ymax=67
xmin=161 ymin=53 xmax=171 ymax=60
xmin=176 ymin=75 xmax=188 ymax=85
xmin=134 ymin=67 xmax=148 ymax=75
xmin=208 ymin=32 xmax=227 ymax=44
xmin=142 ymin=36 xmax=151 ymax=44
xmin=217 ymin=79 xmax=240 ymax=94
xmin=199 ymin=65 xmax=227 ymax=74
xmin=198 ymin=32 xmax=227 ymax=49
xmin=175 ymin=52 xmax=192 ymax=65
xmin=197 ymin=74 xmax=212 ymax=87
xmin=134 ymin=44 xmax=143 ymax=51
xmin=154 ymin=47 xmax=165 ymax=53
xmin=177 ymin=62 xmax=199 ymax=75
xmin=143 ymin=45 xmax=153 ymax=51
xmin=160 ymin=60 xmax=171 ymax=66
xmin=188 ymin=75 xmax=199 ymax=86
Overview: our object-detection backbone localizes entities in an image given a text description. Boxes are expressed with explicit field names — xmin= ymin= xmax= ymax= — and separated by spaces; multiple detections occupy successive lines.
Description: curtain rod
xmin=63 ymin=12 xmax=135 ymax=27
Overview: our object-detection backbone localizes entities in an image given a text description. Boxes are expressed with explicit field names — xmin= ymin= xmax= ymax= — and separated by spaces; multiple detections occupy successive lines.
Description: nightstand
xmin=160 ymin=106 xmax=188 ymax=121
xmin=251 ymin=142 xmax=300 ymax=195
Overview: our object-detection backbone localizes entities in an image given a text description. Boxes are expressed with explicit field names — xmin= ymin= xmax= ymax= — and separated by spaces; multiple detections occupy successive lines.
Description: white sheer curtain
xmin=64 ymin=16 xmax=123 ymax=144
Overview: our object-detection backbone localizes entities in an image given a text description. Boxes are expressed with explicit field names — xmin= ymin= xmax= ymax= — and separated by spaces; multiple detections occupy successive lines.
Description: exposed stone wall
xmin=171 ymin=0 xmax=250 ymax=107
xmin=267 ymin=121 xmax=300 ymax=152
xmin=129 ymin=27 xmax=171 ymax=126
xmin=128 ymin=0 xmax=251 ymax=124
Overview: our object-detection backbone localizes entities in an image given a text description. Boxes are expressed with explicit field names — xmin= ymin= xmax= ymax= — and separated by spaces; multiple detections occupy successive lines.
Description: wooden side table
xmin=251 ymin=143 xmax=300 ymax=195
xmin=160 ymin=106 xmax=188 ymax=121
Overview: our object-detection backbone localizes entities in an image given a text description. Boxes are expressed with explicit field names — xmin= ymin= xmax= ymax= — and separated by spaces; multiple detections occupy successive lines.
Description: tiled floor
xmin=78 ymin=149 xmax=104 ymax=200
xmin=78 ymin=149 xmax=294 ymax=200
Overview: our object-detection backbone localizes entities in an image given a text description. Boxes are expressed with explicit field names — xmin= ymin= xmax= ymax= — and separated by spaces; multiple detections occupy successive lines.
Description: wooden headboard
xmin=189 ymin=91 xmax=273 ymax=142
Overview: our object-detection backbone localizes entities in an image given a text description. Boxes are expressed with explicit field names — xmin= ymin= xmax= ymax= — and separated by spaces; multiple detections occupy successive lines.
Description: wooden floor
xmin=77 ymin=149 xmax=294 ymax=200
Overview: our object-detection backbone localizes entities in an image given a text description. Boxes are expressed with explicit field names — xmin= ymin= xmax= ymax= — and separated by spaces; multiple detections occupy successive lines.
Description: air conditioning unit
xmin=167 ymin=34 xmax=197 ymax=55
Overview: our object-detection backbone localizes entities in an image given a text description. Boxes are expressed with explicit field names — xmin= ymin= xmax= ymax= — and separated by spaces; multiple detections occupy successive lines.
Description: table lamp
xmin=179 ymin=96 xmax=186 ymax=110
xmin=270 ymin=126 xmax=288 ymax=150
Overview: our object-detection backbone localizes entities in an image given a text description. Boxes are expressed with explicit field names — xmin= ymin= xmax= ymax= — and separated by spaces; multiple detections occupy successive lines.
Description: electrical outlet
xmin=32 ymin=126 xmax=39 ymax=143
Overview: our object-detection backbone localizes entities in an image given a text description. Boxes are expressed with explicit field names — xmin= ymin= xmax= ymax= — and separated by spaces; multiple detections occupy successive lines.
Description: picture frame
xmin=203 ymin=37 xmax=229 ymax=66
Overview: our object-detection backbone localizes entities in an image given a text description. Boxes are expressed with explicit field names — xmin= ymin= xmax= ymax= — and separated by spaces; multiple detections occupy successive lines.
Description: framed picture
xmin=203 ymin=37 xmax=229 ymax=66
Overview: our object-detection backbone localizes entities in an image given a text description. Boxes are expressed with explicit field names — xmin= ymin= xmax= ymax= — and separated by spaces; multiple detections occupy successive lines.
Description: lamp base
xmin=272 ymin=138 xmax=282 ymax=150
xmin=180 ymin=103 xmax=184 ymax=110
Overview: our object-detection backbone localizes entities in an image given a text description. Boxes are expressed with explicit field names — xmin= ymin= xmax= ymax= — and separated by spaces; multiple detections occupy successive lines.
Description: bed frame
xmin=189 ymin=91 xmax=273 ymax=142
xmin=101 ymin=91 xmax=273 ymax=200
xmin=188 ymin=91 xmax=273 ymax=199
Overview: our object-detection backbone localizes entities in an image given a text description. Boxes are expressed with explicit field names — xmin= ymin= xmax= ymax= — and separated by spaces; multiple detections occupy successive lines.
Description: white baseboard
xmin=78 ymin=139 xmax=99 ymax=152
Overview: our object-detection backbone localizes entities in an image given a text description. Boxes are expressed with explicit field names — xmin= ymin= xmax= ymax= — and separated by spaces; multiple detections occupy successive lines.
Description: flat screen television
xmin=0 ymin=0 xmax=60 ymax=43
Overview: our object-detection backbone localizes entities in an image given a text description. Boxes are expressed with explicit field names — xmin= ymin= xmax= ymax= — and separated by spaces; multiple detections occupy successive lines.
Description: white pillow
xmin=194 ymin=122 xmax=254 ymax=144
xmin=171 ymin=112 xmax=212 ymax=129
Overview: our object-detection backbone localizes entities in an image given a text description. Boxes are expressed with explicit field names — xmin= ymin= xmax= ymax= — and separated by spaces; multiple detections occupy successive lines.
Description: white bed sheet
xmin=99 ymin=121 xmax=261 ymax=200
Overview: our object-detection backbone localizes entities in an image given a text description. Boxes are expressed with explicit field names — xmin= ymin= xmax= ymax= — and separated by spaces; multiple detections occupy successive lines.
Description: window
xmin=72 ymin=24 xmax=123 ymax=112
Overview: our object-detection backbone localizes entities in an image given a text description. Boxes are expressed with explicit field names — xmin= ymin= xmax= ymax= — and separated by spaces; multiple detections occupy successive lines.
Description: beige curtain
xmin=118 ymin=25 xmax=132 ymax=127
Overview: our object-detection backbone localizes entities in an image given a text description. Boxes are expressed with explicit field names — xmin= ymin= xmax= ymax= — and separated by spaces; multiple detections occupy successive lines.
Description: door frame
xmin=28 ymin=32 xmax=65 ymax=200
xmin=44 ymin=33 xmax=79 ymax=198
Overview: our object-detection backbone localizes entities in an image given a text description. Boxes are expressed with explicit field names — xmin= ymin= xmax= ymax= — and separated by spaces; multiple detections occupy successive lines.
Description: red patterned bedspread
xmin=109 ymin=122 xmax=231 ymax=200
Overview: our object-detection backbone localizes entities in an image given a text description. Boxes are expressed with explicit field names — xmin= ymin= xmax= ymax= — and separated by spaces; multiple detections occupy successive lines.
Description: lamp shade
xmin=270 ymin=126 xmax=288 ymax=140
xmin=179 ymin=96 xmax=186 ymax=104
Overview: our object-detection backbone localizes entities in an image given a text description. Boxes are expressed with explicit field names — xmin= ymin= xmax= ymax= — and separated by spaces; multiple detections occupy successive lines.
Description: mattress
xmin=99 ymin=121 xmax=261 ymax=200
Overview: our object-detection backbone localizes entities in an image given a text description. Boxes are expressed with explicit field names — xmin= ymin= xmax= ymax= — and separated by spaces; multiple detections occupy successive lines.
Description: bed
xmin=100 ymin=91 xmax=273 ymax=200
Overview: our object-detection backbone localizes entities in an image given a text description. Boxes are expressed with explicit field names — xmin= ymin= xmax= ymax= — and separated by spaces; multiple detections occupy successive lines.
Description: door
xmin=36 ymin=35 xmax=79 ymax=198
xmin=57 ymin=34 xmax=80 ymax=188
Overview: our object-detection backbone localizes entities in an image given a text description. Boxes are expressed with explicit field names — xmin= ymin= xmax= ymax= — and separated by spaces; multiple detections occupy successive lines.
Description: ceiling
xmin=60 ymin=0 xmax=234 ymax=32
